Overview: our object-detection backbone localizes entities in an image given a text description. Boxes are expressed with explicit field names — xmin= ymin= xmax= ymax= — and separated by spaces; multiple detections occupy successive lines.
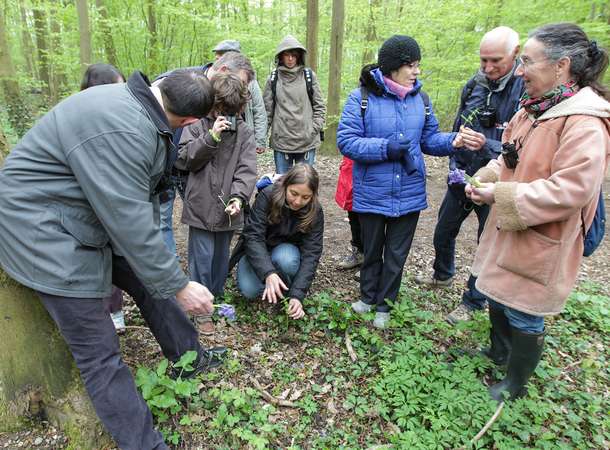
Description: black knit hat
xmin=378 ymin=35 xmax=421 ymax=75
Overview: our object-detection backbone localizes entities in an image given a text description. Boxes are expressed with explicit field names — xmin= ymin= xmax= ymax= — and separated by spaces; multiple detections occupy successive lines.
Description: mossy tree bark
xmin=0 ymin=269 xmax=112 ymax=449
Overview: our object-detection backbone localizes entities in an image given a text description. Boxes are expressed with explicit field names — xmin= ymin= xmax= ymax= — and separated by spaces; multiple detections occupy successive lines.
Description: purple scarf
xmin=383 ymin=76 xmax=413 ymax=99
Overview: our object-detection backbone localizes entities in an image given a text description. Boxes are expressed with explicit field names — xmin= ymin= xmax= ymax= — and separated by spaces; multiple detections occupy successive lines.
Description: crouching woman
xmin=230 ymin=164 xmax=324 ymax=319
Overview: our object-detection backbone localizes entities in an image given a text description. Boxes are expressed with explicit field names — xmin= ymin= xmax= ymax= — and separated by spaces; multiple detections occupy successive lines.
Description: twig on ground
xmin=345 ymin=331 xmax=358 ymax=362
xmin=252 ymin=378 xmax=298 ymax=408
xmin=563 ymin=359 xmax=582 ymax=372
xmin=365 ymin=446 xmax=393 ymax=450
xmin=471 ymin=401 xmax=505 ymax=443
xmin=123 ymin=325 xmax=151 ymax=332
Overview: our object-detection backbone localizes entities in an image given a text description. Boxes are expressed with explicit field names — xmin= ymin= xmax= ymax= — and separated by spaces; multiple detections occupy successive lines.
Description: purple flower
xmin=217 ymin=304 xmax=236 ymax=321
xmin=448 ymin=168 xmax=466 ymax=185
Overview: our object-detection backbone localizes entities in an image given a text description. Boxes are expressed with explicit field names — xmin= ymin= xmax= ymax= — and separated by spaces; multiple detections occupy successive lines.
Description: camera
xmin=478 ymin=107 xmax=497 ymax=128
xmin=501 ymin=141 xmax=519 ymax=169
xmin=226 ymin=115 xmax=237 ymax=132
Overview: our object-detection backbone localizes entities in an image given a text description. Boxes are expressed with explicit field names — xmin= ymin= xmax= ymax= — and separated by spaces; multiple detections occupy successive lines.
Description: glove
xmin=386 ymin=137 xmax=411 ymax=160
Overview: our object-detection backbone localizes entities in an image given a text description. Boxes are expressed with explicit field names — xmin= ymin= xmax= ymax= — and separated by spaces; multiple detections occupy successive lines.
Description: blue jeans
xmin=159 ymin=174 xmax=187 ymax=258
xmin=236 ymin=243 xmax=300 ymax=299
xmin=488 ymin=299 xmax=545 ymax=333
xmin=188 ymin=227 xmax=233 ymax=296
xmin=273 ymin=149 xmax=316 ymax=174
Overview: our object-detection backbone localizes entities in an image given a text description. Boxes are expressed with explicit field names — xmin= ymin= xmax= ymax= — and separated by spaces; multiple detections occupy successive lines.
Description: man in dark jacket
xmin=415 ymin=27 xmax=525 ymax=325
xmin=0 ymin=70 xmax=218 ymax=450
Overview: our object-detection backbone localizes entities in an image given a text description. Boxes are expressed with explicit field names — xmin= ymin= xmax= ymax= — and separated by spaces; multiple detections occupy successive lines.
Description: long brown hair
xmin=268 ymin=164 xmax=320 ymax=233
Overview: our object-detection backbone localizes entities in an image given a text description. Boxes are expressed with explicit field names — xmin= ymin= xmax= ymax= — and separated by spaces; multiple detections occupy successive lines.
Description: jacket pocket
xmin=59 ymin=206 xmax=109 ymax=248
xmin=496 ymin=228 xmax=560 ymax=286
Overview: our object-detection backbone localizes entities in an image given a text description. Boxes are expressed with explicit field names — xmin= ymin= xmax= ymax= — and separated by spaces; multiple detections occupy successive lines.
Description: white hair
xmin=482 ymin=26 xmax=519 ymax=54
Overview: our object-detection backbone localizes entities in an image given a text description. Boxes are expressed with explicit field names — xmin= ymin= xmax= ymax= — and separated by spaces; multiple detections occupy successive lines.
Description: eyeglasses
xmin=516 ymin=56 xmax=549 ymax=68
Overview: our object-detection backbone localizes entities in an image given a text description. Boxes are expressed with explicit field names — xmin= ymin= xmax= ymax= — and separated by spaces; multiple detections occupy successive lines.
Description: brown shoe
xmin=445 ymin=303 xmax=475 ymax=325
xmin=414 ymin=273 xmax=453 ymax=288
xmin=195 ymin=316 xmax=215 ymax=336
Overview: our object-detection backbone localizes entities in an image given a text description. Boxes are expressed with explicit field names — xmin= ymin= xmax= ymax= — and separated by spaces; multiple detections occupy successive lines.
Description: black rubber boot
xmin=481 ymin=306 xmax=512 ymax=365
xmin=489 ymin=328 xmax=544 ymax=401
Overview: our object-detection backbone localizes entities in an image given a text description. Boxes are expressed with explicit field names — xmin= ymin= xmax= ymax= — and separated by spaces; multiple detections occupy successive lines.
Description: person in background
xmin=230 ymin=164 xmax=324 ymax=321
xmin=337 ymin=35 xmax=482 ymax=329
xmin=467 ymin=23 xmax=609 ymax=401
xmin=155 ymin=53 xmax=255 ymax=259
xmin=263 ymin=35 xmax=326 ymax=174
xmin=414 ymin=26 xmax=525 ymax=326
xmin=212 ymin=39 xmax=268 ymax=154
xmin=80 ymin=63 xmax=128 ymax=333
xmin=175 ymin=72 xmax=257 ymax=336
xmin=334 ymin=155 xmax=364 ymax=270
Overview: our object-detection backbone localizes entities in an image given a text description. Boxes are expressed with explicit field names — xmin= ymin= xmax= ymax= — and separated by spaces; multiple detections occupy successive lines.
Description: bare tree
xmin=32 ymin=0 xmax=51 ymax=99
xmin=96 ymin=0 xmax=118 ymax=67
xmin=76 ymin=0 xmax=93 ymax=73
xmin=306 ymin=0 xmax=319 ymax=72
xmin=321 ymin=0 xmax=345 ymax=154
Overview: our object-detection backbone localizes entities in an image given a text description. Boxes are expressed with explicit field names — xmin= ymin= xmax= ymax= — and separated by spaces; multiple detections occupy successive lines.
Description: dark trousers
xmin=359 ymin=211 xmax=420 ymax=313
xmin=347 ymin=210 xmax=363 ymax=252
xmin=38 ymin=255 xmax=202 ymax=450
xmin=432 ymin=189 xmax=489 ymax=310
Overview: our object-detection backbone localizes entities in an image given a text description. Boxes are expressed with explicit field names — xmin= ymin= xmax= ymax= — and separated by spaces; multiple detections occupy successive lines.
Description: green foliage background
xmin=1 ymin=0 xmax=609 ymax=140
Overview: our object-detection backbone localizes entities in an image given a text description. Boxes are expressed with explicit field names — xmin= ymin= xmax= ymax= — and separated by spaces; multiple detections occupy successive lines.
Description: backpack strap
xmin=419 ymin=90 xmax=431 ymax=118
xmin=270 ymin=68 xmax=278 ymax=117
xmin=304 ymin=68 xmax=314 ymax=106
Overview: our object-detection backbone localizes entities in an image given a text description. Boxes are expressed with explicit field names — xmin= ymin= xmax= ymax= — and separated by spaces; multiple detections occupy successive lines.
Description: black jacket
xmin=229 ymin=185 xmax=324 ymax=301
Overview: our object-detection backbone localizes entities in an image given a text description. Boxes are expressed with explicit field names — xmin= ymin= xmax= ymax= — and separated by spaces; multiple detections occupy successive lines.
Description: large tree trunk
xmin=32 ymin=1 xmax=51 ymax=101
xmin=320 ymin=0 xmax=345 ymax=155
xmin=95 ymin=0 xmax=118 ymax=67
xmin=0 ymin=270 xmax=111 ymax=448
xmin=362 ymin=0 xmax=380 ymax=64
xmin=0 ymin=130 xmax=9 ymax=165
xmin=76 ymin=0 xmax=92 ymax=74
xmin=0 ymin=4 xmax=30 ymax=137
xmin=145 ymin=0 xmax=158 ymax=76
xmin=305 ymin=0 xmax=319 ymax=72
xmin=49 ymin=4 xmax=68 ymax=104
xmin=19 ymin=2 xmax=37 ymax=79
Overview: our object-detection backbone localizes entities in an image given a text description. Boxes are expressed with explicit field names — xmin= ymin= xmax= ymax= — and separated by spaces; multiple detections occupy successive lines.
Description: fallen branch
xmin=252 ymin=378 xmax=297 ymax=408
xmin=365 ymin=445 xmax=393 ymax=450
xmin=345 ymin=331 xmax=358 ymax=362
xmin=471 ymin=401 xmax=505 ymax=443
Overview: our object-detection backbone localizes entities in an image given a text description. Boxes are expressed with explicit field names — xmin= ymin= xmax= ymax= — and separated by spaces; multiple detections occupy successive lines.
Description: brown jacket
xmin=472 ymin=87 xmax=610 ymax=316
xmin=176 ymin=117 xmax=257 ymax=232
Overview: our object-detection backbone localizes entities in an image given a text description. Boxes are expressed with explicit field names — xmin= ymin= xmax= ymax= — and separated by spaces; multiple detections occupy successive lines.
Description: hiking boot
xmin=173 ymin=347 xmax=227 ymax=379
xmin=446 ymin=303 xmax=475 ymax=325
xmin=351 ymin=300 xmax=373 ymax=314
xmin=481 ymin=306 xmax=512 ymax=365
xmin=110 ymin=311 xmax=126 ymax=333
xmin=414 ymin=273 xmax=453 ymax=288
xmin=373 ymin=312 xmax=390 ymax=329
xmin=489 ymin=329 xmax=544 ymax=401
xmin=337 ymin=245 xmax=364 ymax=270
xmin=353 ymin=270 xmax=361 ymax=282
xmin=195 ymin=315 xmax=215 ymax=336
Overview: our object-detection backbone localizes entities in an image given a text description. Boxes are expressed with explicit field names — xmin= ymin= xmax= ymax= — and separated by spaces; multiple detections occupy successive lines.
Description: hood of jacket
xmin=360 ymin=65 xmax=423 ymax=97
xmin=539 ymin=86 xmax=610 ymax=121
xmin=275 ymin=35 xmax=307 ymax=64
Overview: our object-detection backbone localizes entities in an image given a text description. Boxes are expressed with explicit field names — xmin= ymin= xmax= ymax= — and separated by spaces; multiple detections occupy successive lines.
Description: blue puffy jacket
xmin=337 ymin=67 xmax=456 ymax=217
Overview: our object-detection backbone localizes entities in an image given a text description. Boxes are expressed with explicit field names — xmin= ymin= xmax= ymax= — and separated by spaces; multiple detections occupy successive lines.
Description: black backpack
xmin=269 ymin=67 xmax=324 ymax=141
xmin=583 ymin=190 xmax=606 ymax=257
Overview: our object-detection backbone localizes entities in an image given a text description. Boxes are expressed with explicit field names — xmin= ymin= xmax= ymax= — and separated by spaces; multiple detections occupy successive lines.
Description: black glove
xmin=386 ymin=137 xmax=411 ymax=160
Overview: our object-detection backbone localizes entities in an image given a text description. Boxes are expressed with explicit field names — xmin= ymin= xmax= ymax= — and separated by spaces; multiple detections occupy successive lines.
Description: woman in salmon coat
xmin=467 ymin=23 xmax=610 ymax=401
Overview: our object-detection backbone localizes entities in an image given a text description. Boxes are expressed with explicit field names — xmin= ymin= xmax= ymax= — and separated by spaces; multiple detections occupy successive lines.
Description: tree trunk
xmin=76 ymin=0 xmax=92 ymax=74
xmin=320 ymin=0 xmax=345 ymax=155
xmin=19 ymin=2 xmax=37 ymax=79
xmin=49 ymin=5 xmax=67 ymax=104
xmin=305 ymin=0 xmax=319 ymax=72
xmin=95 ymin=0 xmax=118 ymax=67
xmin=0 ymin=270 xmax=112 ymax=448
xmin=362 ymin=0 xmax=380 ymax=65
xmin=0 ymin=129 xmax=9 ymax=165
xmin=0 ymin=4 xmax=30 ymax=137
xmin=32 ymin=1 xmax=51 ymax=100
xmin=145 ymin=0 xmax=158 ymax=76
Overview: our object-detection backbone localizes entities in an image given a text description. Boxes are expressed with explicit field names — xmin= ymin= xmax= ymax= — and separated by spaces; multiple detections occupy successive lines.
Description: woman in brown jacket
xmin=467 ymin=23 xmax=610 ymax=401
xmin=176 ymin=72 xmax=257 ymax=334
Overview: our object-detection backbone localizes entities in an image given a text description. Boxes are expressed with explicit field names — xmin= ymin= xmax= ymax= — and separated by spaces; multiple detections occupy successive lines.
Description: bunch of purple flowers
xmin=447 ymin=168 xmax=466 ymax=185
xmin=215 ymin=304 xmax=237 ymax=321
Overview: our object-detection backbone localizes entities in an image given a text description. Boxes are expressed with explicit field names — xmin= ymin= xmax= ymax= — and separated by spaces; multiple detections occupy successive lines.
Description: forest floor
xmin=1 ymin=151 xmax=608 ymax=449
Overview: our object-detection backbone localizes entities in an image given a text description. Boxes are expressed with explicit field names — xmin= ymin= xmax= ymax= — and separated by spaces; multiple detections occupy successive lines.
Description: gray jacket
xmin=263 ymin=35 xmax=326 ymax=154
xmin=0 ymin=72 xmax=188 ymax=299
xmin=244 ymin=79 xmax=268 ymax=148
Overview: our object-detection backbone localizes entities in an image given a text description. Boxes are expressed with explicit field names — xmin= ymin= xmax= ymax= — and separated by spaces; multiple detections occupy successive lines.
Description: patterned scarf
xmin=519 ymin=81 xmax=579 ymax=117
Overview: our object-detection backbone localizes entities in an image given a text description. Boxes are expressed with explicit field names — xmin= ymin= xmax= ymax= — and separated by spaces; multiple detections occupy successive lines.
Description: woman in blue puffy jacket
xmin=337 ymin=35 xmax=481 ymax=328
